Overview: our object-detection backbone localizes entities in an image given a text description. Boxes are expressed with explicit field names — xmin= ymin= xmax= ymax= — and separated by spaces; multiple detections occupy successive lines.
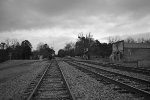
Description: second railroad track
xmin=65 ymin=60 xmax=150 ymax=100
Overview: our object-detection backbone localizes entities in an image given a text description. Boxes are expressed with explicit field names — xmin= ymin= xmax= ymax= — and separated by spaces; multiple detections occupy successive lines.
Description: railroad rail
xmin=84 ymin=60 xmax=150 ymax=76
xmin=23 ymin=60 xmax=75 ymax=100
xmin=68 ymin=58 xmax=150 ymax=76
xmin=65 ymin=60 xmax=150 ymax=99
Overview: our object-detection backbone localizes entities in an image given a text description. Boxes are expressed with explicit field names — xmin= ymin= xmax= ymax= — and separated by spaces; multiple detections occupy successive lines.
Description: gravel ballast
xmin=58 ymin=60 xmax=144 ymax=100
xmin=0 ymin=60 xmax=50 ymax=100
xmin=77 ymin=61 xmax=150 ymax=82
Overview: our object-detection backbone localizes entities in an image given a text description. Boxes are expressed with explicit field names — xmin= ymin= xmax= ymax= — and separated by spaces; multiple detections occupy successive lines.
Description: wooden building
xmin=110 ymin=40 xmax=150 ymax=62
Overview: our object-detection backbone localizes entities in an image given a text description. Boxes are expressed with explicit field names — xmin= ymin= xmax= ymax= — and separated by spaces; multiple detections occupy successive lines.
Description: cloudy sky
xmin=0 ymin=0 xmax=150 ymax=53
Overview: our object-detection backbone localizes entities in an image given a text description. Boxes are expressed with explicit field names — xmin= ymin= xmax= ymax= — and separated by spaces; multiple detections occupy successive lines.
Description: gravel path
xmin=58 ymin=60 xmax=144 ymax=100
xmin=0 ymin=60 xmax=49 ymax=100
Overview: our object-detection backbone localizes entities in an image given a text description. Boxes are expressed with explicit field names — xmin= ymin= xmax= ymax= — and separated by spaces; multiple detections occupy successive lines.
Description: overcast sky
xmin=0 ymin=0 xmax=150 ymax=53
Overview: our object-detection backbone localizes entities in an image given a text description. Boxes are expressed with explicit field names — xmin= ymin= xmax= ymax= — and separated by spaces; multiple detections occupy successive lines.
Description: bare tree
xmin=36 ymin=42 xmax=45 ymax=51
xmin=145 ymin=39 xmax=150 ymax=43
xmin=124 ymin=37 xmax=136 ymax=43
xmin=11 ymin=39 xmax=20 ymax=48
xmin=64 ymin=42 xmax=73 ymax=51
xmin=137 ymin=38 xmax=145 ymax=43
xmin=108 ymin=36 xmax=121 ymax=43
xmin=4 ymin=39 xmax=20 ymax=49
xmin=5 ymin=39 xmax=11 ymax=48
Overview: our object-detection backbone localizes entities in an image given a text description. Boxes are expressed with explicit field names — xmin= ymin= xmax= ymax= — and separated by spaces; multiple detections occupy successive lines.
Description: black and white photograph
xmin=0 ymin=0 xmax=150 ymax=99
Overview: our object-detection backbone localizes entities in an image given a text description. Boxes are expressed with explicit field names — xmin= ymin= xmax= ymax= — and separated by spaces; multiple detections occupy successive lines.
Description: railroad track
xmin=22 ymin=60 xmax=75 ymax=100
xmin=68 ymin=58 xmax=150 ymax=76
xmin=83 ymin=60 xmax=150 ymax=76
xmin=65 ymin=60 xmax=150 ymax=99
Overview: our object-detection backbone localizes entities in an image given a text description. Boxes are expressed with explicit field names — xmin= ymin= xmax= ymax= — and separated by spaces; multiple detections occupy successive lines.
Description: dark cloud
xmin=0 ymin=0 xmax=150 ymax=32
xmin=1 ymin=0 xmax=150 ymax=53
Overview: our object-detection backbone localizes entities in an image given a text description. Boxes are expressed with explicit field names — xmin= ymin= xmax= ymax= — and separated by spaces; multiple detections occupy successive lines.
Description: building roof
xmin=124 ymin=43 xmax=150 ymax=49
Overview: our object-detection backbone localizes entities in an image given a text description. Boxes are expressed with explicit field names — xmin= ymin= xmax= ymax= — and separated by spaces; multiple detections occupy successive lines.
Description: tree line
xmin=0 ymin=39 xmax=55 ymax=62
xmin=32 ymin=42 xmax=55 ymax=59
xmin=108 ymin=36 xmax=150 ymax=43
xmin=58 ymin=33 xmax=112 ymax=59
xmin=58 ymin=33 xmax=150 ymax=59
